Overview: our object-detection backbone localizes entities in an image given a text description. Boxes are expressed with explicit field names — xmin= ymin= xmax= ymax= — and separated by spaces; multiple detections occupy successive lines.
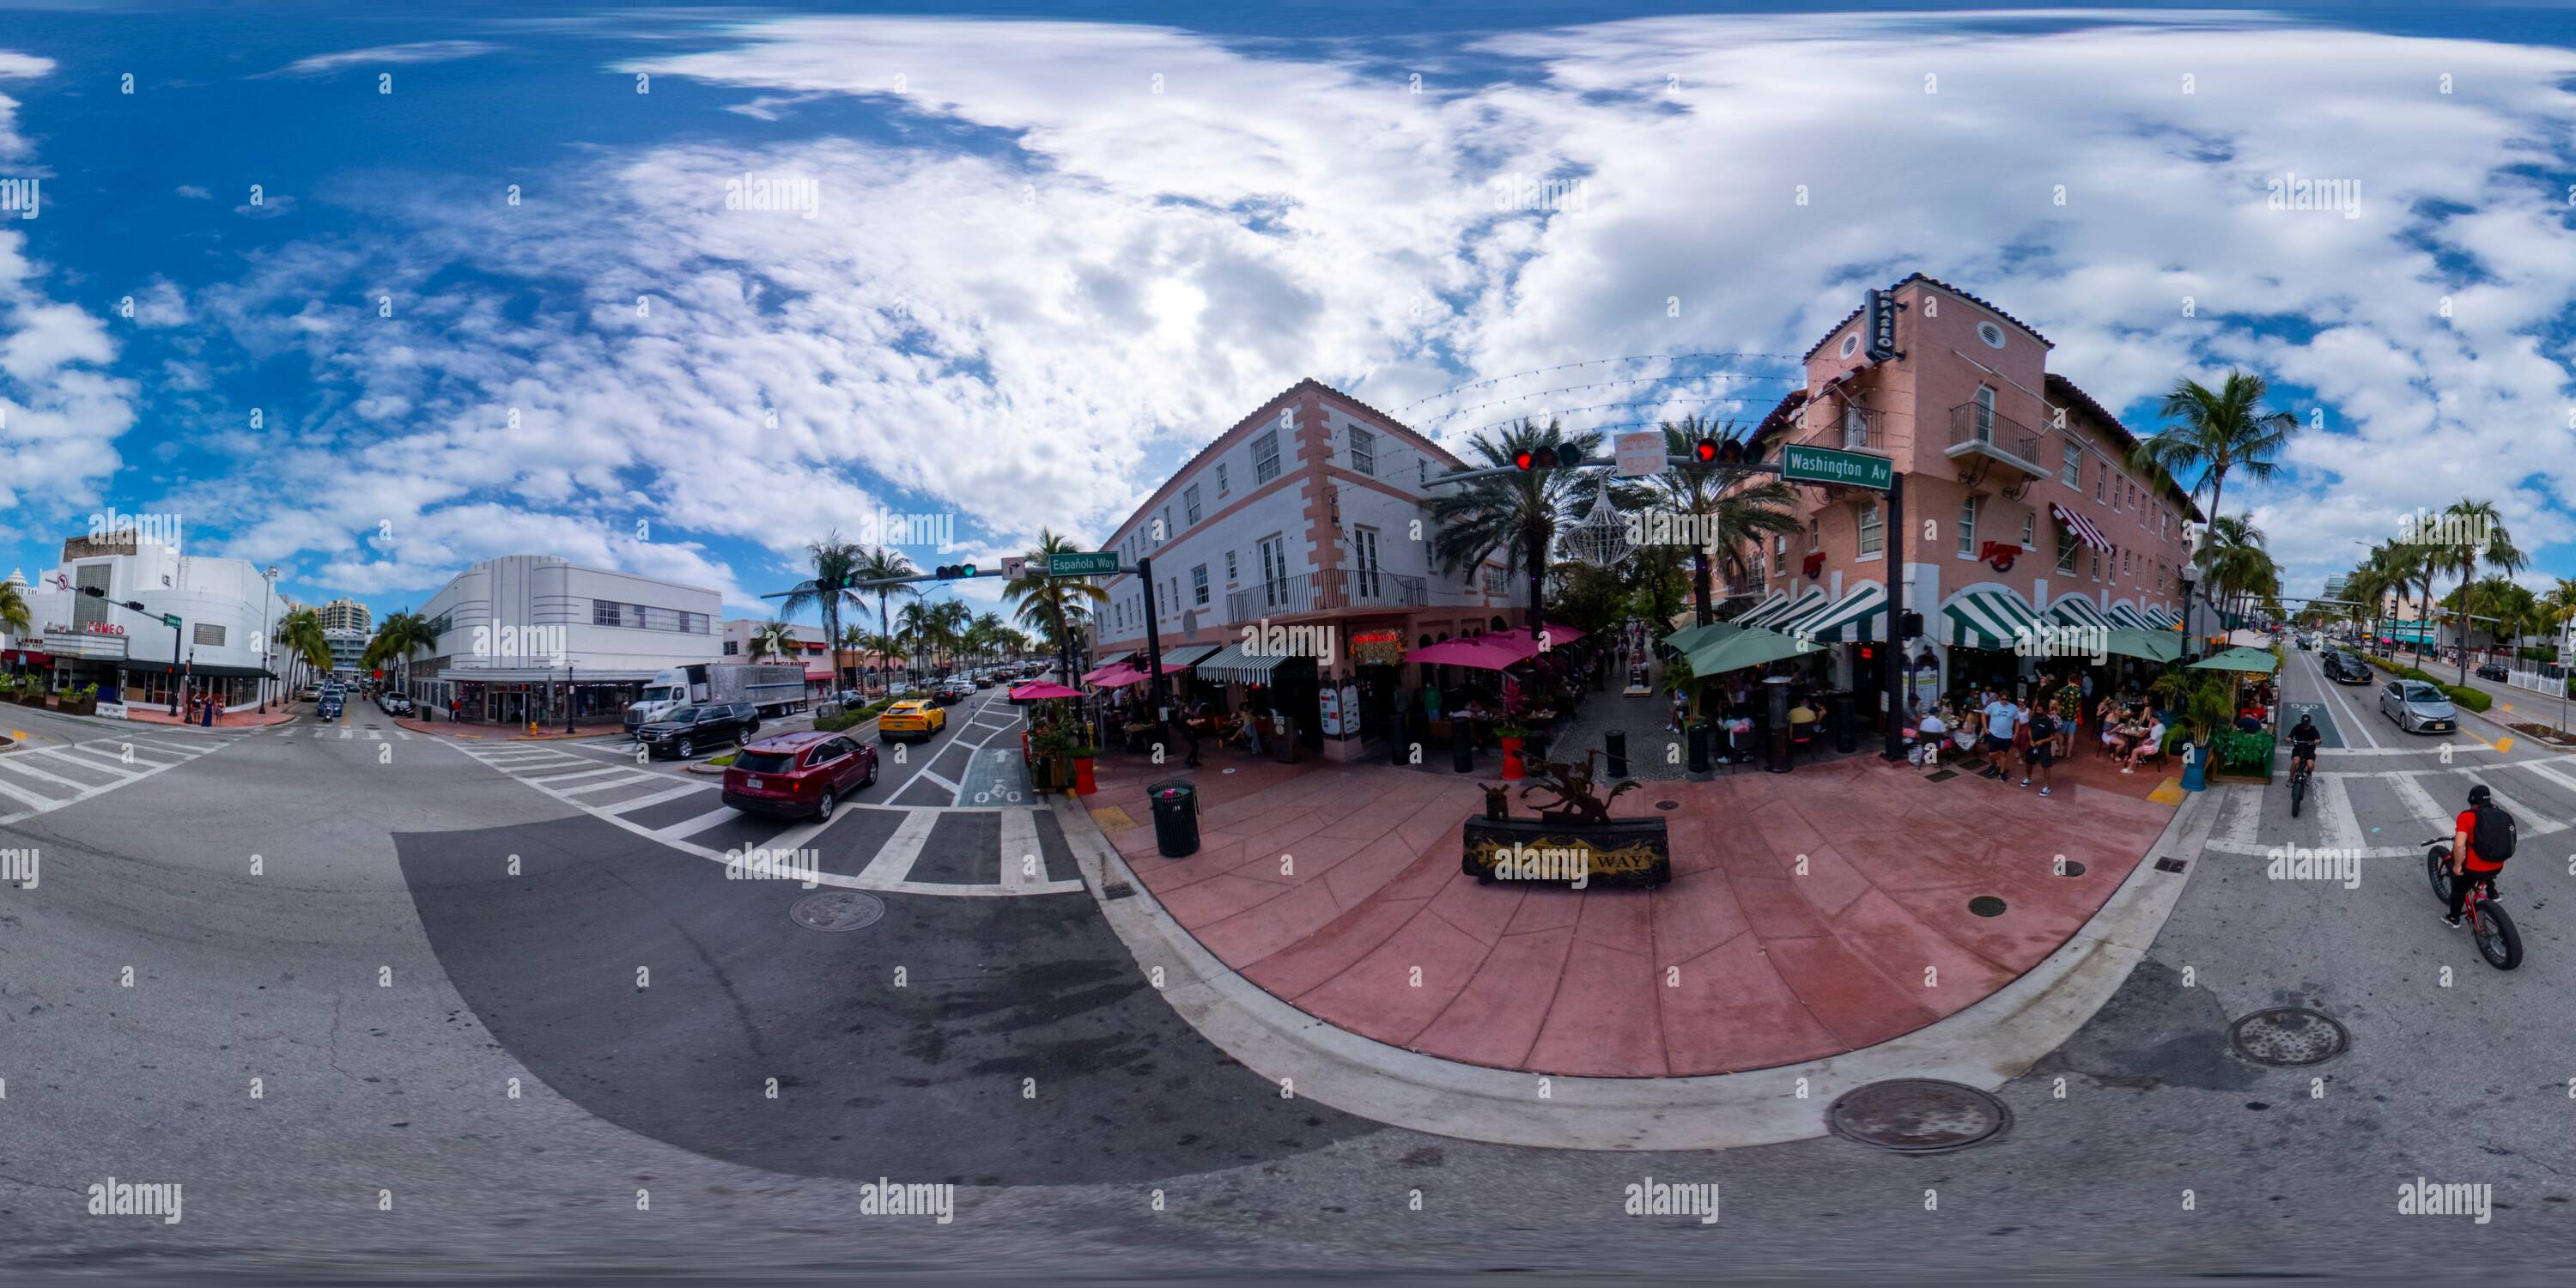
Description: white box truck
xmin=624 ymin=662 xmax=807 ymax=732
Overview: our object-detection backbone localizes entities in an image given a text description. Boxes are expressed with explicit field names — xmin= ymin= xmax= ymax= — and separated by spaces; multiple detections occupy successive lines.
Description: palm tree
xmin=2342 ymin=556 xmax=2394 ymax=648
xmin=1651 ymin=416 xmax=1802 ymax=624
xmin=361 ymin=610 xmax=440 ymax=698
xmin=0 ymin=578 xmax=30 ymax=641
xmin=2198 ymin=516 xmax=2277 ymax=629
xmin=2130 ymin=371 xmax=2296 ymax=619
xmin=780 ymin=532 xmax=867 ymax=694
xmin=747 ymin=620 xmax=799 ymax=663
xmin=275 ymin=606 xmax=329 ymax=696
xmin=2542 ymin=578 xmax=2576 ymax=647
xmin=849 ymin=546 xmax=918 ymax=694
xmin=1003 ymin=528 xmax=1108 ymax=671
xmin=2433 ymin=498 xmax=2523 ymax=684
xmin=1427 ymin=418 xmax=1612 ymax=641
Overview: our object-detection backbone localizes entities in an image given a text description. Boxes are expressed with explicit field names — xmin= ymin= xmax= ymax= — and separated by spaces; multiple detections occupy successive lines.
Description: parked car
xmin=2380 ymin=679 xmax=2458 ymax=734
xmin=634 ymin=702 xmax=760 ymax=760
xmin=722 ymin=731 xmax=878 ymax=819
xmin=317 ymin=694 xmax=343 ymax=720
xmin=377 ymin=692 xmax=413 ymax=716
xmin=878 ymin=699 xmax=946 ymax=743
xmin=2476 ymin=662 xmax=2510 ymax=682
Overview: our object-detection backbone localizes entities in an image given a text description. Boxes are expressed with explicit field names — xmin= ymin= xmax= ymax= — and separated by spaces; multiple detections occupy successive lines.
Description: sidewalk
xmin=122 ymin=707 xmax=298 ymax=730
xmin=1081 ymin=738 xmax=2178 ymax=1079
xmin=392 ymin=717 xmax=629 ymax=742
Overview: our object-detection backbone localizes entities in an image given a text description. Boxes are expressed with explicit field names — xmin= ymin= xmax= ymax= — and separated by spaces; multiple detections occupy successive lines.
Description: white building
xmin=14 ymin=533 xmax=284 ymax=710
xmin=404 ymin=554 xmax=720 ymax=725
xmin=325 ymin=628 xmax=372 ymax=679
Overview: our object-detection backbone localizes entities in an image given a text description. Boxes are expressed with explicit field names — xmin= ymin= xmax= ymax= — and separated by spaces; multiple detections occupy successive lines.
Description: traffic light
xmin=1899 ymin=611 xmax=1924 ymax=641
xmin=1693 ymin=436 xmax=1720 ymax=464
xmin=933 ymin=563 xmax=979 ymax=580
xmin=1512 ymin=444 xmax=1589 ymax=471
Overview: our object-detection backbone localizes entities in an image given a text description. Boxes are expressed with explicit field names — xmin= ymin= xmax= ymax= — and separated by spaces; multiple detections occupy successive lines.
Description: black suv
xmin=2476 ymin=661 xmax=2511 ymax=682
xmin=635 ymin=702 xmax=760 ymax=759
xmin=2324 ymin=653 xmax=2371 ymax=685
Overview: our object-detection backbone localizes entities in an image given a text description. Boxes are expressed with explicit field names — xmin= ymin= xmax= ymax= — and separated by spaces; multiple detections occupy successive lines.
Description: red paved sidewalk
xmin=112 ymin=707 xmax=296 ymax=729
xmin=1085 ymin=743 xmax=2178 ymax=1078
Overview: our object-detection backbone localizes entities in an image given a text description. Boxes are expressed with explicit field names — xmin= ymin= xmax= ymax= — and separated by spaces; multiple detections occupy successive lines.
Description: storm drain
xmin=790 ymin=890 xmax=886 ymax=933
xmin=2055 ymin=860 xmax=2087 ymax=878
xmin=1655 ymin=800 xmax=1680 ymax=811
xmin=1827 ymin=1078 xmax=2010 ymax=1153
xmin=1967 ymin=896 xmax=2008 ymax=918
xmin=2229 ymin=1008 xmax=2348 ymax=1067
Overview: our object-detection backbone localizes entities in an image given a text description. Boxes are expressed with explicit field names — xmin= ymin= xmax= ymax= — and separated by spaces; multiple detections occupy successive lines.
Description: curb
xmin=1051 ymin=785 xmax=2218 ymax=1151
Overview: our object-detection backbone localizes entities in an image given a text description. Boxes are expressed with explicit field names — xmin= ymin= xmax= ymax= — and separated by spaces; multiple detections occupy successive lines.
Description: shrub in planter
xmin=812 ymin=710 xmax=866 ymax=732
xmin=2211 ymin=727 xmax=2275 ymax=774
xmin=2444 ymin=684 xmax=2493 ymax=713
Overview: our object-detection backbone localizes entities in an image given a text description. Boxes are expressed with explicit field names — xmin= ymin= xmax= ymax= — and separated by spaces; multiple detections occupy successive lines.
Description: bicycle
xmin=2288 ymin=755 xmax=2312 ymax=817
xmin=2424 ymin=838 xmax=2522 ymax=970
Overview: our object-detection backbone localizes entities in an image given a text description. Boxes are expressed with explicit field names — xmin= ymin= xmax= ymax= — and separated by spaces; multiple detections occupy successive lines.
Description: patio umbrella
xmin=1540 ymin=622 xmax=1588 ymax=644
xmin=2100 ymin=629 xmax=2183 ymax=664
xmin=1086 ymin=665 xmax=1151 ymax=690
xmin=1410 ymin=635 xmax=1536 ymax=671
xmin=1680 ymin=627 xmax=1818 ymax=677
xmin=2189 ymin=647 xmax=2281 ymax=674
xmin=1008 ymin=680 xmax=1082 ymax=702
xmin=1662 ymin=620 xmax=1746 ymax=655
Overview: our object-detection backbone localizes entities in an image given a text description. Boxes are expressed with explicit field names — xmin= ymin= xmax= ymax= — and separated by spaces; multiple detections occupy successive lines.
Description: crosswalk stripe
xmin=859 ymin=810 xmax=940 ymax=884
xmin=0 ymin=757 xmax=96 ymax=790
xmin=999 ymin=807 xmax=1044 ymax=890
xmin=2386 ymin=774 xmax=2450 ymax=830
xmin=598 ymin=782 xmax=710 ymax=815
xmin=659 ymin=805 xmax=741 ymax=840
xmin=64 ymin=744 xmax=150 ymax=771
xmin=0 ymin=774 xmax=54 ymax=809
xmin=2311 ymin=775 xmax=2366 ymax=853
xmin=366 ymin=730 xmax=381 ymax=741
xmin=2458 ymin=770 xmax=2567 ymax=837
xmin=521 ymin=765 xmax=631 ymax=785
xmin=33 ymin=747 xmax=137 ymax=778
xmin=556 ymin=774 xmax=667 ymax=797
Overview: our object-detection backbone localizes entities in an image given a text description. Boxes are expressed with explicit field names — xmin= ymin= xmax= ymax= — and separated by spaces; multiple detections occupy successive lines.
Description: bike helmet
xmin=2467 ymin=783 xmax=2493 ymax=806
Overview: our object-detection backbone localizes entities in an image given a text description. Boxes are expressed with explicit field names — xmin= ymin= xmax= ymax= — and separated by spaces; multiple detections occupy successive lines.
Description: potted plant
xmin=56 ymin=682 xmax=99 ymax=717
xmin=1493 ymin=716 xmax=1531 ymax=781
xmin=1071 ymin=742 xmax=1100 ymax=796
xmin=1030 ymin=725 xmax=1078 ymax=793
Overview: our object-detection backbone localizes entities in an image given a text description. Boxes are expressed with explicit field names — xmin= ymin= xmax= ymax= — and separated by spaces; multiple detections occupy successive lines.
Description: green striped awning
xmin=1790 ymin=581 xmax=1886 ymax=644
xmin=2105 ymin=603 xmax=2154 ymax=630
xmin=2143 ymin=605 xmax=2182 ymax=629
xmin=1941 ymin=588 xmax=2045 ymax=649
xmin=1732 ymin=589 xmax=1796 ymax=628
xmin=2047 ymin=596 xmax=2112 ymax=630
xmin=1746 ymin=586 xmax=1827 ymax=631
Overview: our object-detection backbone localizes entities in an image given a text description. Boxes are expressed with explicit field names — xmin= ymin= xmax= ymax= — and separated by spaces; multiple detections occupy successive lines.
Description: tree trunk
xmin=1692 ymin=547 xmax=1712 ymax=627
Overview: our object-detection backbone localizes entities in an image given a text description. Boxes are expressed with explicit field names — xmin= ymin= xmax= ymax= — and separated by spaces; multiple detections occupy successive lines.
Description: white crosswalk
xmin=447 ymin=740 xmax=1084 ymax=896
xmin=0 ymin=732 xmax=239 ymax=827
xmin=2207 ymin=756 xmax=2576 ymax=860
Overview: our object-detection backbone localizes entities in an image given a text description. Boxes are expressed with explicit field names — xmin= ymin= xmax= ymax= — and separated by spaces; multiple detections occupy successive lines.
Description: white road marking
xmin=520 ymin=765 xmax=632 ymax=785
xmin=598 ymin=782 xmax=713 ymax=815
xmin=556 ymin=774 xmax=669 ymax=798
xmin=2385 ymin=774 xmax=2450 ymax=831
xmin=660 ymin=806 xmax=742 ymax=839
xmin=0 ymin=757 xmax=99 ymax=790
xmin=857 ymin=810 xmax=941 ymax=884
xmin=0 ymin=732 xmax=234 ymax=826
xmin=2311 ymin=775 xmax=2365 ymax=853
xmin=0 ymin=774 xmax=54 ymax=809
xmin=2455 ymin=771 xmax=2567 ymax=837
xmin=999 ymin=807 xmax=1045 ymax=890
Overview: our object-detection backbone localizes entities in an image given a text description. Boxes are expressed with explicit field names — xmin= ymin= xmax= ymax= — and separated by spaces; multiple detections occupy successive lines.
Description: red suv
xmin=721 ymin=731 xmax=878 ymax=819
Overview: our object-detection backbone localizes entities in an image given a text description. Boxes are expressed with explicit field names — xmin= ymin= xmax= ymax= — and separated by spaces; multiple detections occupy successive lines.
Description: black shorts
xmin=2290 ymin=744 xmax=2318 ymax=764
xmin=2025 ymin=743 xmax=2053 ymax=767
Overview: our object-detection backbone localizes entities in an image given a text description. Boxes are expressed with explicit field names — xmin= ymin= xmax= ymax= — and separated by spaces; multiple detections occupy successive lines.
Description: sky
xmin=4 ymin=1 xmax=2576 ymax=635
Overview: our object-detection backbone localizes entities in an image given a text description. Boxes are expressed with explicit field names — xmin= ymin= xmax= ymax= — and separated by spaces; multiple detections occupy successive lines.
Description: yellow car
xmin=878 ymin=699 xmax=946 ymax=743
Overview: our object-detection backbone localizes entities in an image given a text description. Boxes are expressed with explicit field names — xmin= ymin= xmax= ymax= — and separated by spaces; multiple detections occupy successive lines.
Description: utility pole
xmin=1880 ymin=471 xmax=1907 ymax=762
xmin=1139 ymin=554 xmax=1167 ymax=717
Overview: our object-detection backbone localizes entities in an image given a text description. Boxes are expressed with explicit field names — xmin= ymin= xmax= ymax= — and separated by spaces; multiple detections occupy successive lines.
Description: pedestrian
xmin=1173 ymin=701 xmax=1201 ymax=769
xmin=2025 ymin=702 xmax=2057 ymax=795
xmin=451 ymin=696 xmax=461 ymax=724
xmin=2081 ymin=669 xmax=2094 ymax=702
xmin=1668 ymin=686 xmax=1686 ymax=733
xmin=2053 ymin=673 xmax=2082 ymax=759
xmin=1980 ymin=690 xmax=2019 ymax=780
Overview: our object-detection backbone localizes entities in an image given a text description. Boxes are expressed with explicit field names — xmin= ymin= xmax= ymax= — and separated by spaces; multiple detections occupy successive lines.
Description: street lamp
xmin=2178 ymin=562 xmax=2202 ymax=663
xmin=258 ymin=565 xmax=278 ymax=714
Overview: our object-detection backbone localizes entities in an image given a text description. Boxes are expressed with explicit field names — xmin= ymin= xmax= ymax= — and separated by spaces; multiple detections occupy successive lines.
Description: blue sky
xmin=4 ymin=1 xmax=2576 ymax=635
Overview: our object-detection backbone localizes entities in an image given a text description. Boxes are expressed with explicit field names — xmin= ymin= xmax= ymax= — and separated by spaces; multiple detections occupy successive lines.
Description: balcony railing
xmin=1946 ymin=402 xmax=2045 ymax=477
xmin=1226 ymin=568 xmax=1428 ymax=622
xmin=1804 ymin=404 xmax=1886 ymax=453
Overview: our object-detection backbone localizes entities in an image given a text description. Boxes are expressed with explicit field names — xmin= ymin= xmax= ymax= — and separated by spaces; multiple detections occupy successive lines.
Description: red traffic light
xmin=1514 ymin=449 xmax=1538 ymax=471
xmin=1693 ymin=437 xmax=1719 ymax=464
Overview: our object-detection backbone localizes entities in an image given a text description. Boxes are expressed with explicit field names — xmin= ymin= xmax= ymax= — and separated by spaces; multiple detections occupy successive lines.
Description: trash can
xmin=1150 ymin=781 xmax=1200 ymax=857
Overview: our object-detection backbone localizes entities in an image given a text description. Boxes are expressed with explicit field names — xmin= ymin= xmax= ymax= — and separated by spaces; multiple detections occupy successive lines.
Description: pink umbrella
xmin=1410 ymin=635 xmax=1535 ymax=671
xmin=1086 ymin=665 xmax=1150 ymax=690
xmin=1008 ymin=681 xmax=1081 ymax=702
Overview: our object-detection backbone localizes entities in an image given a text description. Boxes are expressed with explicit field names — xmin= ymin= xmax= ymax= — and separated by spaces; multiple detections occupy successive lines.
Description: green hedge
xmin=2211 ymin=727 xmax=2275 ymax=773
xmin=2444 ymin=684 xmax=2493 ymax=713
xmin=2518 ymin=646 xmax=2555 ymax=663
xmin=812 ymin=710 xmax=867 ymax=732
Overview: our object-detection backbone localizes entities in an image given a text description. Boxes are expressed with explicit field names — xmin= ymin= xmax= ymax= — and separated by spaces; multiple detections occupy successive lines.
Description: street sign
xmin=1045 ymin=551 xmax=1121 ymax=577
xmin=1779 ymin=443 xmax=1894 ymax=490
xmin=160 ymin=614 xmax=182 ymax=629
xmin=1613 ymin=430 xmax=1663 ymax=477
xmin=1000 ymin=556 xmax=1028 ymax=580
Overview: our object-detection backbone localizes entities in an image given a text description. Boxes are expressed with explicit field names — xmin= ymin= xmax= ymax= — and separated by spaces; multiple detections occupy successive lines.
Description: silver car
xmin=2380 ymin=679 xmax=2456 ymax=734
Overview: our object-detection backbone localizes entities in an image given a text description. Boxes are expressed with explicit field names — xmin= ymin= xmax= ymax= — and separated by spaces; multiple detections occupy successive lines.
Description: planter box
xmin=55 ymin=697 xmax=97 ymax=717
xmin=9 ymin=694 xmax=47 ymax=709
xmin=1462 ymin=814 xmax=1670 ymax=890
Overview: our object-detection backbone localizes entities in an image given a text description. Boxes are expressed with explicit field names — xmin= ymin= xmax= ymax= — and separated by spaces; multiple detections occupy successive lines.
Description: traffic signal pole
xmin=1138 ymin=554 xmax=1167 ymax=717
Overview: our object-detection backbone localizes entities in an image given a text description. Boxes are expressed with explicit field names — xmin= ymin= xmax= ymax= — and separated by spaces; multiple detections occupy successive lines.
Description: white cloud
xmin=175 ymin=184 xmax=210 ymax=200
xmin=0 ymin=51 xmax=52 ymax=162
xmin=270 ymin=40 xmax=499 ymax=77
xmin=144 ymin=14 xmax=2576 ymax=608
xmin=233 ymin=194 xmax=297 ymax=219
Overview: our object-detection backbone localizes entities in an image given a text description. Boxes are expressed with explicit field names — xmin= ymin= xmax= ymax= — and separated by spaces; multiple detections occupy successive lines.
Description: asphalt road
xmin=5 ymin=687 xmax=2574 ymax=1281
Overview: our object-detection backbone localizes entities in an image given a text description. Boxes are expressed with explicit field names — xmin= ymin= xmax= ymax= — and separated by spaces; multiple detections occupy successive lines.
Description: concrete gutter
xmin=1050 ymin=785 xmax=2221 ymax=1151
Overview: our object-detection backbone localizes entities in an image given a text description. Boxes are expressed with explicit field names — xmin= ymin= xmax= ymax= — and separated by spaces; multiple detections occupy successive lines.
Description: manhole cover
xmin=2056 ymin=860 xmax=2087 ymax=878
xmin=1827 ymin=1078 xmax=2010 ymax=1153
xmin=2229 ymin=1008 xmax=2348 ymax=1066
xmin=790 ymin=890 xmax=885 ymax=933
xmin=1656 ymin=800 xmax=1680 ymax=811
xmin=1968 ymin=895 xmax=2008 ymax=917
xmin=1924 ymin=769 xmax=1959 ymax=782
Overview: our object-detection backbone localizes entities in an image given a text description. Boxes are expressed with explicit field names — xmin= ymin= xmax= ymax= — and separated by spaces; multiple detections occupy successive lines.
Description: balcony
xmin=1227 ymin=568 xmax=1427 ymax=623
xmin=1802 ymin=404 xmax=1886 ymax=453
xmin=1946 ymin=402 xmax=2047 ymax=491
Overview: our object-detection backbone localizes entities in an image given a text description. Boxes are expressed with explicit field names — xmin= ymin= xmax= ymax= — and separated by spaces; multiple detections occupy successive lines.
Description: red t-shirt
xmin=2455 ymin=809 xmax=2503 ymax=872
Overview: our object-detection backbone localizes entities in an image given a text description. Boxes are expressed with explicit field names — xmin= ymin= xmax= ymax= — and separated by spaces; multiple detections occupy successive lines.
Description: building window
xmin=1773 ymin=534 xmax=1789 ymax=575
xmin=593 ymin=601 xmax=623 ymax=628
xmin=1957 ymin=495 xmax=1978 ymax=556
xmin=1254 ymin=430 xmax=1282 ymax=483
xmin=193 ymin=623 xmax=226 ymax=647
xmin=2095 ymin=462 xmax=2105 ymax=503
xmin=1843 ymin=404 xmax=1868 ymax=448
xmin=2056 ymin=523 xmax=2080 ymax=575
xmin=1972 ymin=386 xmax=1996 ymax=440
xmin=724 ymin=641 xmax=739 ymax=655
xmin=1857 ymin=502 xmax=1883 ymax=556
xmin=1348 ymin=425 xmax=1376 ymax=475
xmin=2020 ymin=510 xmax=2035 ymax=549
xmin=1162 ymin=507 xmax=1174 ymax=543
xmin=1353 ymin=526 xmax=1382 ymax=599
xmin=1807 ymin=517 xmax=1820 ymax=551
xmin=1184 ymin=483 xmax=1202 ymax=525
xmin=1224 ymin=550 xmax=1237 ymax=580
xmin=1216 ymin=463 xmax=1230 ymax=495
xmin=2091 ymin=550 xmax=2101 ymax=581
xmin=1259 ymin=535 xmax=1288 ymax=608
xmin=1192 ymin=564 xmax=1210 ymax=606
xmin=1482 ymin=563 xmax=1506 ymax=593
xmin=2061 ymin=440 xmax=2081 ymax=487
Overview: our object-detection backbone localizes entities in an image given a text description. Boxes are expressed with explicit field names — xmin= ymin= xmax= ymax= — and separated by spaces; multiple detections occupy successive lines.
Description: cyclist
xmin=2287 ymin=713 xmax=2320 ymax=779
xmin=2443 ymin=783 xmax=2516 ymax=928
